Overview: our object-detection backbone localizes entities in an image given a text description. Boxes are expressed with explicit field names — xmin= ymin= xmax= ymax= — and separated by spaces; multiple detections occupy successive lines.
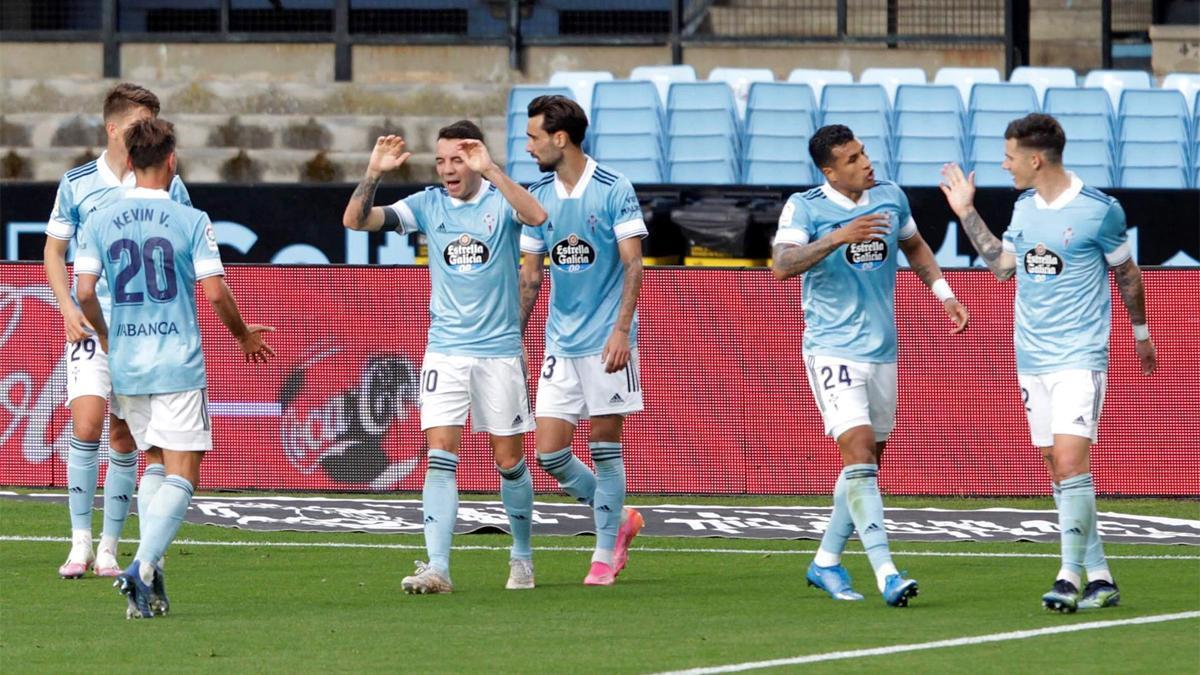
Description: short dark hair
xmin=124 ymin=118 xmax=175 ymax=170
xmin=527 ymin=95 xmax=588 ymax=147
xmin=103 ymin=82 xmax=160 ymax=121
xmin=437 ymin=120 xmax=485 ymax=142
xmin=1004 ymin=113 xmax=1065 ymax=163
xmin=808 ymin=124 xmax=857 ymax=168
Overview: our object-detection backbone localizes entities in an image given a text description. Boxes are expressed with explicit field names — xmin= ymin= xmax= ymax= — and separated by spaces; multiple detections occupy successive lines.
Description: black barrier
xmin=2 ymin=182 xmax=1197 ymax=265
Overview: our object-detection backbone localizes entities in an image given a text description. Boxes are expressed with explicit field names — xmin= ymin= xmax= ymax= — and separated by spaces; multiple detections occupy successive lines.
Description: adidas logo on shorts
xmin=512 ymin=414 xmax=523 ymax=425
xmin=609 ymin=393 xmax=624 ymax=404
xmin=1073 ymin=416 xmax=1087 ymax=426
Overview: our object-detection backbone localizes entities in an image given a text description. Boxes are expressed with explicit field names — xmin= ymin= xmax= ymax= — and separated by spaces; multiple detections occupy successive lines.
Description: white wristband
xmin=1132 ymin=323 xmax=1150 ymax=341
xmin=931 ymin=278 xmax=956 ymax=302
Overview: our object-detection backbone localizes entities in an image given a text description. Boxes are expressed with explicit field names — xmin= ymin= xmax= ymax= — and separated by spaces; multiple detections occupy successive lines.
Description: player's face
xmin=525 ymin=115 xmax=564 ymax=173
xmin=107 ymin=106 xmax=154 ymax=150
xmin=434 ymin=137 xmax=481 ymax=200
xmin=823 ymin=139 xmax=875 ymax=192
xmin=1002 ymin=138 xmax=1037 ymax=189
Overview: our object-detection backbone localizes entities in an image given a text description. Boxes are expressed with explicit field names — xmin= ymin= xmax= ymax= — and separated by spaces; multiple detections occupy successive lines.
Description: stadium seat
xmin=896 ymin=161 xmax=949 ymax=186
xmin=745 ymin=109 xmax=816 ymax=138
xmin=821 ymin=84 xmax=890 ymax=114
xmin=1120 ymin=167 xmax=1188 ymax=188
xmin=820 ymin=111 xmax=890 ymax=140
xmin=895 ymin=111 xmax=965 ymax=140
xmin=746 ymin=82 xmax=818 ymax=116
xmin=668 ymin=82 xmax=738 ymax=116
xmin=667 ymin=110 xmax=740 ymax=140
xmin=668 ymin=134 xmax=737 ymax=163
xmin=593 ymin=133 xmax=664 ymax=163
xmin=969 ymin=83 xmax=1039 ymax=113
xmin=969 ymin=111 xmax=1022 ymax=139
xmin=896 ymin=137 xmax=964 ymax=164
xmin=1083 ymin=69 xmax=1153 ymax=109
xmin=1119 ymin=88 xmax=1188 ymax=119
xmin=601 ymin=158 xmax=663 ymax=183
xmin=507 ymin=85 xmax=574 ymax=140
xmin=744 ymin=159 xmax=818 ymax=185
xmin=860 ymin=68 xmax=927 ymax=104
xmin=708 ymin=67 xmax=775 ymax=117
xmin=969 ymin=136 xmax=1006 ymax=164
xmin=668 ymin=158 xmax=738 ymax=184
xmin=1161 ymin=72 xmax=1200 ymax=114
xmin=894 ymin=84 xmax=964 ymax=115
xmin=1063 ymin=139 xmax=1115 ymax=167
xmin=933 ymin=67 xmax=1002 ymax=104
xmin=592 ymin=80 xmax=663 ymax=115
xmin=630 ymin=64 xmax=697 ymax=105
xmin=1069 ymin=164 xmax=1114 ymax=188
xmin=1055 ymin=114 xmax=1116 ymax=145
xmin=1044 ymin=87 xmax=1115 ymax=118
xmin=1120 ymin=141 xmax=1188 ymax=169
xmin=547 ymin=71 xmax=613 ymax=119
xmin=592 ymin=108 xmax=664 ymax=136
xmin=1009 ymin=66 xmax=1076 ymax=105
xmin=971 ymin=161 xmax=1012 ymax=187
xmin=787 ymin=68 xmax=854 ymax=103
xmin=744 ymin=134 xmax=809 ymax=163
xmin=1120 ymin=116 xmax=1189 ymax=148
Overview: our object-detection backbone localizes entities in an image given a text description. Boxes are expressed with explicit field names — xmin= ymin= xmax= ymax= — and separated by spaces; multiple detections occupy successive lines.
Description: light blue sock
xmin=67 ymin=436 xmax=100 ymax=532
xmin=134 ymin=475 xmax=194 ymax=567
xmin=1057 ymin=473 xmax=1095 ymax=586
xmin=498 ymin=458 xmax=533 ymax=561
xmin=101 ymin=449 xmax=138 ymax=539
xmin=844 ymin=464 xmax=899 ymax=592
xmin=138 ymin=463 xmax=165 ymax=524
xmin=1053 ymin=481 xmax=1110 ymax=583
xmin=422 ymin=449 xmax=459 ymax=575
xmin=590 ymin=442 xmax=625 ymax=565
xmin=536 ymin=447 xmax=596 ymax=506
xmin=814 ymin=468 xmax=854 ymax=567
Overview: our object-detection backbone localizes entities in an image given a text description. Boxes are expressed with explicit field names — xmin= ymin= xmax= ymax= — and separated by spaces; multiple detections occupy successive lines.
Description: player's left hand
xmin=455 ymin=139 xmax=496 ymax=175
xmin=1135 ymin=337 xmax=1156 ymax=375
xmin=239 ymin=324 xmax=276 ymax=364
xmin=943 ymin=298 xmax=969 ymax=334
xmin=602 ymin=329 xmax=631 ymax=373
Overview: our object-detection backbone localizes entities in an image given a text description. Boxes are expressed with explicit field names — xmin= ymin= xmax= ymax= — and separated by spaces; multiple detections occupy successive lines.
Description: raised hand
xmin=834 ymin=213 xmax=891 ymax=246
xmin=367 ymin=135 xmax=412 ymax=177
xmin=939 ymin=163 xmax=976 ymax=217
xmin=455 ymin=139 xmax=496 ymax=175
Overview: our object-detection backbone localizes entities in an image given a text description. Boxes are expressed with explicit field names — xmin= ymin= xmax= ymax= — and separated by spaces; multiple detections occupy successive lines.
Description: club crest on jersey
xmin=551 ymin=233 xmax=595 ymax=272
xmin=587 ymin=212 xmax=599 ymax=233
xmin=444 ymin=233 xmax=490 ymax=271
xmin=483 ymin=212 xmax=496 ymax=233
xmin=1024 ymin=242 xmax=1064 ymax=280
xmin=1062 ymin=227 xmax=1074 ymax=249
xmin=845 ymin=240 xmax=888 ymax=271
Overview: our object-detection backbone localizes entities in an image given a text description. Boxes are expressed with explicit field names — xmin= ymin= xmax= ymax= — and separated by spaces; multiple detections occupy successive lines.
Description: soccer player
xmin=772 ymin=124 xmax=969 ymax=606
xmin=940 ymin=113 xmax=1155 ymax=612
xmin=519 ymin=95 xmax=646 ymax=587
xmin=74 ymin=118 xmax=274 ymax=618
xmin=341 ymin=121 xmax=548 ymax=594
xmin=43 ymin=83 xmax=191 ymax=579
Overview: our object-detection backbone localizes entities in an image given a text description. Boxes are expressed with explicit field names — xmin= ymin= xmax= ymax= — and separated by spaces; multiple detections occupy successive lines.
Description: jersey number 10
xmin=109 ymin=237 xmax=178 ymax=305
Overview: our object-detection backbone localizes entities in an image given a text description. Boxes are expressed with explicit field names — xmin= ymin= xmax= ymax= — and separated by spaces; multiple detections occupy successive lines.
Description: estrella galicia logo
xmin=551 ymin=234 xmax=595 ymax=272
xmin=845 ymin=240 xmax=888 ymax=271
xmin=444 ymin=233 xmax=490 ymax=271
xmin=1024 ymin=242 xmax=1064 ymax=281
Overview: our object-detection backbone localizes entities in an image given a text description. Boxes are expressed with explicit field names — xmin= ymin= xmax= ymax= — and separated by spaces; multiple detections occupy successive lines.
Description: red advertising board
xmin=2 ymin=263 xmax=1196 ymax=496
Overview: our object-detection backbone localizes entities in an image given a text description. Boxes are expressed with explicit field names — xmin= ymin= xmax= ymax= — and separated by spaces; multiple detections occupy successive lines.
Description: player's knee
xmin=588 ymin=415 xmax=622 ymax=443
xmin=108 ymin=421 xmax=135 ymax=452
xmin=71 ymin=419 xmax=103 ymax=442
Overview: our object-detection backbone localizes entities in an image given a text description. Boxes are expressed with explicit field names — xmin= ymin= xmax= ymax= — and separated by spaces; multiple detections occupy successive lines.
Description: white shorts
xmin=114 ymin=388 xmax=212 ymax=452
xmin=534 ymin=348 xmax=644 ymax=425
xmin=63 ymin=337 xmax=124 ymax=418
xmin=419 ymin=352 xmax=534 ymax=436
xmin=1018 ymin=369 xmax=1107 ymax=447
xmin=803 ymin=354 xmax=897 ymax=443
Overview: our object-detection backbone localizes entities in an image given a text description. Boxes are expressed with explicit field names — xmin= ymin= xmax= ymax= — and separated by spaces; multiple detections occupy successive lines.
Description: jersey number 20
xmin=109 ymin=237 xmax=178 ymax=304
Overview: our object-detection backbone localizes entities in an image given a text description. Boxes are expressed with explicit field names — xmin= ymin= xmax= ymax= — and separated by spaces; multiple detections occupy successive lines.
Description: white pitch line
xmin=1 ymin=535 xmax=1197 ymax=560
xmin=653 ymin=611 xmax=1200 ymax=675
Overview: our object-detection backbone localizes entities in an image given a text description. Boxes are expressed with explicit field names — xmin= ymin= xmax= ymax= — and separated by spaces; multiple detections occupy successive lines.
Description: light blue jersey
xmin=1001 ymin=174 xmax=1130 ymax=374
xmin=520 ymin=158 xmax=647 ymax=357
xmin=387 ymin=181 xmax=525 ymax=358
xmin=775 ymin=181 xmax=919 ymax=363
xmin=75 ymin=188 xmax=224 ymax=395
xmin=46 ymin=151 xmax=191 ymax=324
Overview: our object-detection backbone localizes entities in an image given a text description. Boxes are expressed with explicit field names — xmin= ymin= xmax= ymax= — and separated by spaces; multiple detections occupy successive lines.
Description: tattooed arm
xmin=519 ymin=252 xmax=544 ymax=336
xmin=772 ymin=212 xmax=890 ymax=281
xmin=342 ymin=135 xmax=412 ymax=232
xmin=1112 ymin=258 xmax=1156 ymax=375
xmin=939 ymin=163 xmax=1016 ymax=281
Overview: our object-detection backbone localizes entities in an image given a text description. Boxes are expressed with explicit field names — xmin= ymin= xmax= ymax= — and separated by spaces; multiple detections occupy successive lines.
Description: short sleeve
xmin=169 ymin=176 xmax=193 ymax=207
xmin=520 ymin=223 xmax=547 ymax=254
xmin=45 ymin=175 xmax=77 ymax=240
xmin=894 ymin=187 xmax=918 ymax=240
xmin=1098 ymin=201 xmax=1131 ymax=266
xmin=385 ymin=190 xmax=425 ymax=234
xmin=192 ymin=213 xmax=226 ymax=279
xmin=608 ymin=177 xmax=648 ymax=241
xmin=773 ymin=194 xmax=811 ymax=246
xmin=74 ymin=218 xmax=103 ymax=277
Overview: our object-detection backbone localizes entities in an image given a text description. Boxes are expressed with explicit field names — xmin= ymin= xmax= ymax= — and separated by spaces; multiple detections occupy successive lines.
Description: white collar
xmin=1033 ymin=172 xmax=1083 ymax=210
xmin=127 ymin=187 xmax=170 ymax=200
xmin=820 ymin=181 xmax=870 ymax=210
xmin=449 ymin=179 xmax=491 ymax=207
xmin=96 ymin=150 xmax=134 ymax=188
xmin=555 ymin=156 xmax=597 ymax=200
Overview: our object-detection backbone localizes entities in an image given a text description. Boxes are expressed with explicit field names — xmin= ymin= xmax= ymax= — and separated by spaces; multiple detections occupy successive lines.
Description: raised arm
xmin=939 ymin=163 xmax=1015 ymax=281
xmin=899 ymin=232 xmax=969 ymax=334
xmin=456 ymin=139 xmax=548 ymax=226
xmin=772 ymin=212 xmax=890 ymax=281
xmin=342 ymin=135 xmax=412 ymax=232
xmin=1111 ymin=259 xmax=1156 ymax=375
xmin=519 ymin=251 xmax=544 ymax=336
xmin=201 ymin=275 xmax=275 ymax=364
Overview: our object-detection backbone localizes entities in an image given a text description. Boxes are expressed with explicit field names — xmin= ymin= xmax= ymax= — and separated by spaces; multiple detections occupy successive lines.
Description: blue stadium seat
xmin=1119 ymin=88 xmax=1188 ymax=118
xmin=746 ymin=109 xmax=816 ymax=138
xmin=787 ymin=68 xmax=853 ymax=103
xmin=1069 ymin=164 xmax=1114 ymax=188
xmin=1120 ymin=141 xmax=1187 ymax=169
xmin=896 ymin=137 xmax=964 ymax=164
xmin=971 ymin=161 xmax=1012 ymax=187
xmin=895 ymin=111 xmax=965 ymax=140
xmin=821 ymin=84 xmax=890 ymax=114
xmin=1044 ymin=87 xmax=1114 ymax=118
xmin=861 ymin=68 xmax=927 ymax=104
xmin=708 ymin=67 xmax=775 ymax=118
xmin=1084 ymin=69 xmax=1153 ymax=109
xmin=969 ymin=83 xmax=1039 ymax=113
xmin=601 ymin=158 xmax=663 ymax=183
xmin=591 ymin=81 xmax=663 ymax=114
xmin=820 ymin=111 xmax=889 ymax=139
xmin=668 ymin=82 xmax=738 ymax=115
xmin=630 ymin=64 xmax=697 ymax=106
xmin=1120 ymin=116 xmax=1189 ymax=147
xmin=744 ymin=134 xmax=809 ymax=163
xmin=1063 ymin=139 xmax=1115 ymax=167
xmin=744 ymin=159 xmax=817 ymax=185
xmin=668 ymin=110 xmax=740 ymax=140
xmin=1009 ymin=66 xmax=1076 ymax=106
xmin=593 ymin=133 xmax=664 ymax=163
xmin=1161 ymin=73 xmax=1200 ymax=115
xmin=507 ymin=85 xmax=574 ymax=140
xmin=896 ymin=162 xmax=950 ymax=186
xmin=933 ymin=67 xmax=1002 ymax=105
xmin=970 ymin=111 xmax=1024 ymax=139
xmin=969 ymin=136 xmax=1006 ymax=164
xmin=895 ymin=84 xmax=964 ymax=115
xmin=668 ymin=134 xmax=737 ymax=163
xmin=1055 ymin=114 xmax=1116 ymax=145
xmin=668 ymin=159 xmax=738 ymax=184
xmin=547 ymin=71 xmax=612 ymax=119
xmin=592 ymin=108 xmax=663 ymax=136
xmin=747 ymin=82 xmax=818 ymax=116
xmin=1120 ymin=167 xmax=1188 ymax=188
